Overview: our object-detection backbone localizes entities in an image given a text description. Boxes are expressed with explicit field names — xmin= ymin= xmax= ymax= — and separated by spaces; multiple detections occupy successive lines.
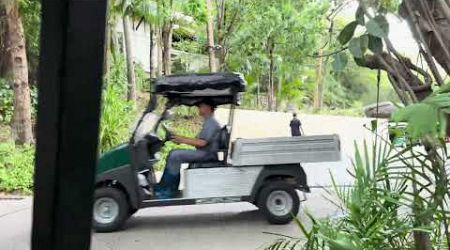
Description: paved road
xmin=0 ymin=109 xmax=385 ymax=250
xmin=0 ymin=191 xmax=340 ymax=250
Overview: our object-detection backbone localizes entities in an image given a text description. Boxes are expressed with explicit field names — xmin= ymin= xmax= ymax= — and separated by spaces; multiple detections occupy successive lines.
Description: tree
xmin=123 ymin=16 xmax=137 ymax=101
xmin=110 ymin=0 xmax=137 ymax=101
xmin=0 ymin=0 xmax=33 ymax=144
xmin=205 ymin=0 xmax=216 ymax=72
xmin=215 ymin=0 xmax=245 ymax=70
xmin=332 ymin=0 xmax=450 ymax=105
xmin=227 ymin=0 xmax=329 ymax=111
xmin=157 ymin=0 xmax=174 ymax=75
xmin=329 ymin=1 xmax=450 ymax=249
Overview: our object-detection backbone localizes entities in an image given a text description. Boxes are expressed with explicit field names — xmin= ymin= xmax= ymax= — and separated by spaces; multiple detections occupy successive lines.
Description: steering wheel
xmin=161 ymin=124 xmax=174 ymax=143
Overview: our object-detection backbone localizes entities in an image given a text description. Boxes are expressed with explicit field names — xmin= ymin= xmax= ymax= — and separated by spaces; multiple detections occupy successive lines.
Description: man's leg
xmin=157 ymin=149 xmax=211 ymax=198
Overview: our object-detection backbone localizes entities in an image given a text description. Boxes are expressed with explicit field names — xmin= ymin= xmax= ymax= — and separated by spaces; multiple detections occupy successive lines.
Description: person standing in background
xmin=290 ymin=113 xmax=303 ymax=136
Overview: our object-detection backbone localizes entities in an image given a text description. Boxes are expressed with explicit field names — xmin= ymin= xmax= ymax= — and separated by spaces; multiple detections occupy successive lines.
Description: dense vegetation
xmin=1 ymin=0 xmax=450 ymax=249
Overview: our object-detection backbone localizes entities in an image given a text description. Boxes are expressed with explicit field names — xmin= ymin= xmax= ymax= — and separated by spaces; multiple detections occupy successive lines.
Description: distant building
xmin=114 ymin=17 xmax=212 ymax=74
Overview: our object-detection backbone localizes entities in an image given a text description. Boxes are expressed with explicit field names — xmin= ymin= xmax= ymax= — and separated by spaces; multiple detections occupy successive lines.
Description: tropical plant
xmin=99 ymin=56 xmax=136 ymax=152
xmin=0 ymin=142 xmax=35 ymax=194
xmin=267 ymin=139 xmax=416 ymax=250
xmin=266 ymin=90 xmax=450 ymax=250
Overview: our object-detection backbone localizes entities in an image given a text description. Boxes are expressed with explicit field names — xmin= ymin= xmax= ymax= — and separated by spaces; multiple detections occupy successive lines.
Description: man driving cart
xmin=155 ymin=99 xmax=221 ymax=199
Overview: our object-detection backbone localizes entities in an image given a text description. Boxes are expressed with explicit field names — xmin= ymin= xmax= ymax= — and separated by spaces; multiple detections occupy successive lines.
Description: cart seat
xmin=189 ymin=126 xmax=230 ymax=169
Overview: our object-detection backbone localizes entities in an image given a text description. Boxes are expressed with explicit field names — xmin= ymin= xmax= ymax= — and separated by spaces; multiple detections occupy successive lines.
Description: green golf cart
xmin=93 ymin=73 xmax=341 ymax=232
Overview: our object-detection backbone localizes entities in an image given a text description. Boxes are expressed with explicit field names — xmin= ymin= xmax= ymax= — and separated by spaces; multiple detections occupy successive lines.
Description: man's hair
xmin=197 ymin=99 xmax=217 ymax=111
xmin=293 ymin=113 xmax=297 ymax=117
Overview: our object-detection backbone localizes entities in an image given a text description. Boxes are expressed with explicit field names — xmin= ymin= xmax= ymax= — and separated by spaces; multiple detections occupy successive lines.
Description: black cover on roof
xmin=153 ymin=73 xmax=246 ymax=94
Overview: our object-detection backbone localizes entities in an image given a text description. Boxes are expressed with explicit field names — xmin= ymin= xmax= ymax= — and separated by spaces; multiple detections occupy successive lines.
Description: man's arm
xmin=172 ymin=136 xmax=207 ymax=148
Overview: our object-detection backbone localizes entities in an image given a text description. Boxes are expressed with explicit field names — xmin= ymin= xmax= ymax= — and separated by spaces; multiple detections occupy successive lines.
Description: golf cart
xmin=93 ymin=73 xmax=341 ymax=232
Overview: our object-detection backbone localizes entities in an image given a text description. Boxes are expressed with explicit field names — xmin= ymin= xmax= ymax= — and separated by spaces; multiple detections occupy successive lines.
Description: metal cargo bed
xmin=231 ymin=134 xmax=341 ymax=166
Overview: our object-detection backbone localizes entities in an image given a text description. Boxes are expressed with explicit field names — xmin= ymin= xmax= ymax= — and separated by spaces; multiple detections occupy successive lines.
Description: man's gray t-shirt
xmin=197 ymin=116 xmax=221 ymax=153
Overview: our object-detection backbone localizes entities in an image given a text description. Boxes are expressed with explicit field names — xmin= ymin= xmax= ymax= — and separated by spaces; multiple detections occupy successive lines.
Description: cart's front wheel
xmin=258 ymin=181 xmax=299 ymax=224
xmin=93 ymin=187 xmax=129 ymax=232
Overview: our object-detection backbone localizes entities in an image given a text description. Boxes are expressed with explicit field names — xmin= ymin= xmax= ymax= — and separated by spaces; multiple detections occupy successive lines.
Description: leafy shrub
xmin=0 ymin=79 xmax=14 ymax=123
xmin=0 ymin=142 xmax=35 ymax=194
xmin=0 ymin=78 xmax=38 ymax=124
xmin=135 ymin=63 xmax=149 ymax=92
xmin=267 ymin=141 xmax=415 ymax=250
xmin=99 ymin=57 xmax=136 ymax=153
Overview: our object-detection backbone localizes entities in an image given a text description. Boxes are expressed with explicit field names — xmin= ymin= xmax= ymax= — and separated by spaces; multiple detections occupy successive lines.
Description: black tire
xmin=93 ymin=187 xmax=129 ymax=233
xmin=128 ymin=208 xmax=138 ymax=219
xmin=257 ymin=181 xmax=300 ymax=225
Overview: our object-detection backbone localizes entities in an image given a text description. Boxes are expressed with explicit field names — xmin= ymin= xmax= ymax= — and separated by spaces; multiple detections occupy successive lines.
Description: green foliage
xmin=0 ymin=78 xmax=37 ymax=124
xmin=392 ymin=89 xmax=450 ymax=140
xmin=227 ymin=0 xmax=329 ymax=108
xmin=0 ymin=142 xmax=34 ymax=194
xmin=19 ymin=0 xmax=41 ymax=84
xmin=182 ymin=0 xmax=206 ymax=23
xmin=134 ymin=63 xmax=149 ymax=92
xmin=0 ymin=79 xmax=13 ymax=123
xmin=173 ymin=39 xmax=202 ymax=54
xmin=348 ymin=35 xmax=368 ymax=58
xmin=366 ymin=15 xmax=389 ymax=38
xmin=368 ymin=34 xmax=383 ymax=54
xmin=99 ymin=57 xmax=136 ymax=153
xmin=267 ymin=141 xmax=415 ymax=250
xmin=332 ymin=52 xmax=348 ymax=72
xmin=338 ymin=21 xmax=358 ymax=45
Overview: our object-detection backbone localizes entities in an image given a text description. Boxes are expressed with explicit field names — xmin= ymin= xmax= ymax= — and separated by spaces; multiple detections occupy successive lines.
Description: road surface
xmin=0 ymin=109 xmax=385 ymax=250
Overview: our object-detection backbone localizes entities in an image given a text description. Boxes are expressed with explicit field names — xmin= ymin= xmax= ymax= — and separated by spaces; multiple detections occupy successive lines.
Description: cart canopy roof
xmin=153 ymin=73 xmax=246 ymax=106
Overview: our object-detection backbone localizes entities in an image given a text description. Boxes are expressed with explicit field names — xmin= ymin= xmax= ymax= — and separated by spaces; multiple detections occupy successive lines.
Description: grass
xmin=0 ymin=142 xmax=34 ymax=194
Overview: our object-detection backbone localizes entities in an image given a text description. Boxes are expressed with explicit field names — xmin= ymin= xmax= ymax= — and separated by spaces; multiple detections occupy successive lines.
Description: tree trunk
xmin=149 ymin=24 xmax=158 ymax=78
xmin=123 ymin=16 xmax=137 ymax=102
xmin=205 ymin=0 xmax=217 ymax=72
xmin=162 ymin=22 xmax=173 ymax=75
xmin=276 ymin=74 xmax=282 ymax=111
xmin=268 ymin=44 xmax=275 ymax=111
xmin=103 ymin=0 xmax=112 ymax=76
xmin=0 ymin=2 xmax=34 ymax=144
xmin=399 ymin=0 xmax=450 ymax=75
xmin=313 ymin=49 xmax=323 ymax=111
xmin=216 ymin=0 xmax=226 ymax=69
xmin=256 ymin=77 xmax=260 ymax=109
xmin=104 ymin=24 xmax=112 ymax=76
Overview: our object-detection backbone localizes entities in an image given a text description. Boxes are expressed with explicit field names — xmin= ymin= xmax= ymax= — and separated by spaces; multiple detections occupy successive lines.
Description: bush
xmin=267 ymin=141 xmax=415 ymax=250
xmin=0 ymin=78 xmax=38 ymax=124
xmin=0 ymin=142 xmax=35 ymax=194
xmin=0 ymin=79 xmax=14 ymax=123
xmin=99 ymin=57 xmax=136 ymax=153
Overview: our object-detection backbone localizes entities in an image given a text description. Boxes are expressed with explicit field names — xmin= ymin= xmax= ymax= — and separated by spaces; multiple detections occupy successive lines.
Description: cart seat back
xmin=189 ymin=126 xmax=230 ymax=169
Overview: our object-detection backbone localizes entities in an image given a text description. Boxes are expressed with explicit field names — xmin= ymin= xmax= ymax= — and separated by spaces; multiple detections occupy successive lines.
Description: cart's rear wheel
xmin=93 ymin=187 xmax=129 ymax=232
xmin=258 ymin=181 xmax=299 ymax=224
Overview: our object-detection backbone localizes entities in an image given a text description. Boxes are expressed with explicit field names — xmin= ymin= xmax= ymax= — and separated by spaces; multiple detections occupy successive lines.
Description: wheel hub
xmin=94 ymin=197 xmax=119 ymax=224
xmin=266 ymin=190 xmax=293 ymax=217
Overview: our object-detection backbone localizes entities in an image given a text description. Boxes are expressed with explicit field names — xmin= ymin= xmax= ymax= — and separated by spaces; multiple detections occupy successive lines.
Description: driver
xmin=155 ymin=99 xmax=221 ymax=199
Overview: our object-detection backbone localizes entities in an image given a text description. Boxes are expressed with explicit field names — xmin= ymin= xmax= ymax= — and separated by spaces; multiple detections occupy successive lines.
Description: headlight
xmin=154 ymin=152 xmax=161 ymax=160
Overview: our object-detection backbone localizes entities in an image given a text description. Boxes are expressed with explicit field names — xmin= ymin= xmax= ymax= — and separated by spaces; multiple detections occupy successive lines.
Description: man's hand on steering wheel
xmin=161 ymin=124 xmax=175 ymax=143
